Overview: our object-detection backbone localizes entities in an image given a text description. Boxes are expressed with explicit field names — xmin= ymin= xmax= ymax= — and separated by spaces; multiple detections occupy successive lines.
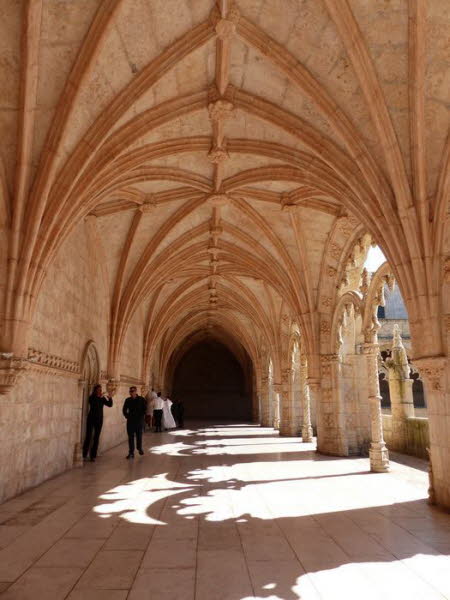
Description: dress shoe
xmin=138 ymin=449 xmax=144 ymax=455
xmin=126 ymin=454 xmax=134 ymax=459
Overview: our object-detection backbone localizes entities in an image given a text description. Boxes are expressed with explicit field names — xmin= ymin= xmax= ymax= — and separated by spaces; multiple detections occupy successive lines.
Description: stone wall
xmin=382 ymin=414 xmax=430 ymax=460
xmin=0 ymin=222 xmax=145 ymax=502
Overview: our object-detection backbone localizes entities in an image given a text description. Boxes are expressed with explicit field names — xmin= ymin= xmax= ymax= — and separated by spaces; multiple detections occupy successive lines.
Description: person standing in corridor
xmin=82 ymin=384 xmax=113 ymax=462
xmin=153 ymin=392 xmax=164 ymax=432
xmin=123 ymin=386 xmax=146 ymax=459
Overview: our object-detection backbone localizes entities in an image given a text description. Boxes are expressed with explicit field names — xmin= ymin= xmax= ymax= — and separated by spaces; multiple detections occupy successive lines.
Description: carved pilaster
xmin=318 ymin=354 xmax=348 ymax=456
xmin=272 ymin=382 xmax=282 ymax=430
xmin=300 ymin=359 xmax=313 ymax=442
xmin=279 ymin=368 xmax=294 ymax=436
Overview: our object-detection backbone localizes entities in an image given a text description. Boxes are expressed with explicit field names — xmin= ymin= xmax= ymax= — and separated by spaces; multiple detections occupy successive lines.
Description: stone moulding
xmin=0 ymin=348 xmax=83 ymax=394
xmin=119 ymin=374 xmax=144 ymax=386
xmin=27 ymin=348 xmax=80 ymax=377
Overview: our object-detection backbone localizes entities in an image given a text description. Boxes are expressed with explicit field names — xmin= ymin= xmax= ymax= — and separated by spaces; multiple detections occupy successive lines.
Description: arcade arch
xmin=0 ymin=0 xmax=448 ymax=509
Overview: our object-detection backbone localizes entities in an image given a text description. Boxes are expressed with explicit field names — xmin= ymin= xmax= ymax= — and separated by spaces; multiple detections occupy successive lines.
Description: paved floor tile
xmin=0 ymin=423 xmax=448 ymax=599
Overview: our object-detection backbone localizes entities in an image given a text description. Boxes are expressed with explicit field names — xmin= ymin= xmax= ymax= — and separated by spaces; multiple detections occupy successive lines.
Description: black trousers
xmin=127 ymin=420 xmax=143 ymax=454
xmin=153 ymin=409 xmax=163 ymax=432
xmin=83 ymin=416 xmax=103 ymax=459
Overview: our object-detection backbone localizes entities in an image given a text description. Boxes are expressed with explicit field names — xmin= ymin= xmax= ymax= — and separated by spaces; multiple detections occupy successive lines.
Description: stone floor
xmin=0 ymin=423 xmax=449 ymax=600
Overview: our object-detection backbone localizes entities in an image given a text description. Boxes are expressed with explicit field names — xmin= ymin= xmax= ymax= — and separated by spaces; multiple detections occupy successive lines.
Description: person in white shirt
xmin=162 ymin=397 xmax=176 ymax=430
xmin=153 ymin=392 xmax=164 ymax=432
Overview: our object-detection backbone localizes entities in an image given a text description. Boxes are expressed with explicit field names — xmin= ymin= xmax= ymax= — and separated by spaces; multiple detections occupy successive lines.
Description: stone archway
xmin=74 ymin=341 xmax=100 ymax=466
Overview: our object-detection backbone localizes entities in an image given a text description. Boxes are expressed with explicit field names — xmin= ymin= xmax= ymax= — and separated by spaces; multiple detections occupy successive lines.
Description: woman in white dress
xmin=162 ymin=397 xmax=176 ymax=430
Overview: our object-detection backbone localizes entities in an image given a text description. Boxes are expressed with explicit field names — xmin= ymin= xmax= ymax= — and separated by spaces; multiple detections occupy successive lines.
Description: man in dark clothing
xmin=123 ymin=386 xmax=146 ymax=458
xmin=83 ymin=384 xmax=113 ymax=462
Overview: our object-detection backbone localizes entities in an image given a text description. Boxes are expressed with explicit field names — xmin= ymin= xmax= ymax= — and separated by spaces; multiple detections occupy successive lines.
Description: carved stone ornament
xmin=322 ymin=296 xmax=332 ymax=308
xmin=208 ymin=146 xmax=229 ymax=164
xmin=330 ymin=243 xmax=342 ymax=260
xmin=208 ymin=99 xmax=235 ymax=122
xmin=272 ymin=382 xmax=282 ymax=394
xmin=106 ymin=378 xmax=120 ymax=397
xmin=207 ymin=194 xmax=229 ymax=207
xmin=414 ymin=357 xmax=447 ymax=392
xmin=0 ymin=355 xmax=29 ymax=395
xmin=320 ymin=320 xmax=331 ymax=334
xmin=215 ymin=18 xmax=236 ymax=40
xmin=327 ymin=266 xmax=337 ymax=278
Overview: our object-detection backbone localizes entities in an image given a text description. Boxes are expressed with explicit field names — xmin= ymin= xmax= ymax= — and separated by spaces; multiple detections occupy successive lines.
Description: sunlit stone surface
xmin=0 ymin=423 xmax=449 ymax=599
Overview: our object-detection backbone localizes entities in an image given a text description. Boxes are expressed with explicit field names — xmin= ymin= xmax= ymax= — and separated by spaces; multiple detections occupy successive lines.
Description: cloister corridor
xmin=0 ymin=423 xmax=449 ymax=600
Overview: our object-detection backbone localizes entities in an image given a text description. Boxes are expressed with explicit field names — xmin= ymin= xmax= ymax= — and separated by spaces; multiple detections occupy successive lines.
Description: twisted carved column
xmin=364 ymin=343 xmax=389 ymax=472
xmin=300 ymin=357 xmax=313 ymax=442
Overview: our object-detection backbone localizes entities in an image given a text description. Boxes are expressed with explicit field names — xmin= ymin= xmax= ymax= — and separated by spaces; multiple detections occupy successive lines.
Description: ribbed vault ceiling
xmin=0 ymin=0 xmax=448 ymax=377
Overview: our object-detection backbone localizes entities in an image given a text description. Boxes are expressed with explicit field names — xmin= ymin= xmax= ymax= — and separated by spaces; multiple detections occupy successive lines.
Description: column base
xmin=302 ymin=426 xmax=313 ymax=443
xmin=370 ymin=442 xmax=389 ymax=472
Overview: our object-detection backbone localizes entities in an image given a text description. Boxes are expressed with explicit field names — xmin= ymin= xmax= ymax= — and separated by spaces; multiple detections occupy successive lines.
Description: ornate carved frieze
xmin=27 ymin=348 xmax=80 ymax=375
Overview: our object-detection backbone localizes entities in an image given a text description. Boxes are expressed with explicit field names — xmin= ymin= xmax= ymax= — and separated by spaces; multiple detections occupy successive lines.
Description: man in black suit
xmin=122 ymin=386 xmax=146 ymax=459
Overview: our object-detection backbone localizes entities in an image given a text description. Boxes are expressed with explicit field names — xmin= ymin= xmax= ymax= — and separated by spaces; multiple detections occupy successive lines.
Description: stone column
xmin=279 ymin=368 xmax=294 ymax=436
xmin=385 ymin=325 xmax=413 ymax=452
xmin=364 ymin=343 xmax=389 ymax=472
xmin=300 ymin=357 xmax=313 ymax=442
xmin=317 ymin=354 xmax=347 ymax=455
xmin=260 ymin=376 xmax=271 ymax=427
xmin=414 ymin=356 xmax=448 ymax=507
xmin=272 ymin=382 xmax=281 ymax=430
